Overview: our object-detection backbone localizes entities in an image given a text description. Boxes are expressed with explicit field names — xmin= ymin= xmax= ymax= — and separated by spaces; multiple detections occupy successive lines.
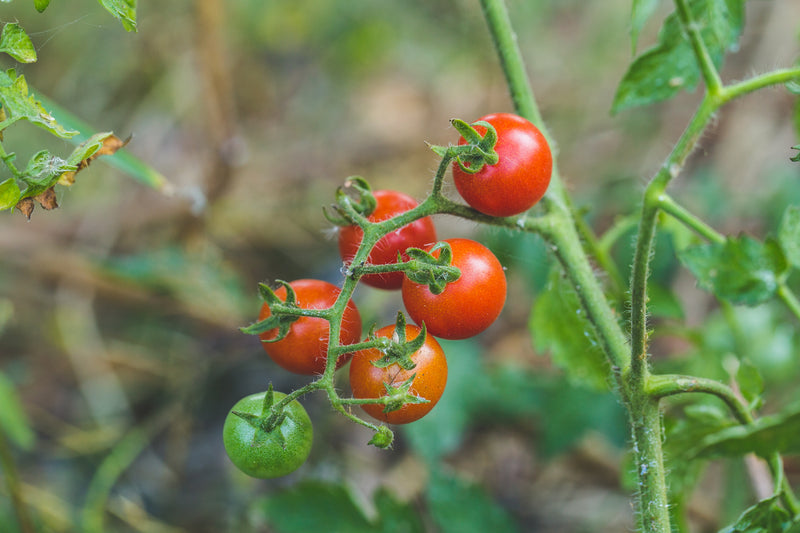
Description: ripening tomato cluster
xmin=223 ymin=113 xmax=552 ymax=479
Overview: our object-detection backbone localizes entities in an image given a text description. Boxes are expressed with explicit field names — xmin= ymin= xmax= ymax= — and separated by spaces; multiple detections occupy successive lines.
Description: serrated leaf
xmin=98 ymin=0 xmax=137 ymax=32
xmin=256 ymin=481 xmax=424 ymax=533
xmin=0 ymin=69 xmax=77 ymax=138
xmin=0 ymin=372 xmax=35 ymax=450
xmin=717 ymin=495 xmax=790 ymax=533
xmin=0 ymin=23 xmax=36 ymax=63
xmin=678 ymin=235 xmax=789 ymax=306
xmin=691 ymin=403 xmax=800 ymax=459
xmin=531 ymin=268 xmax=610 ymax=390
xmin=630 ymin=0 xmax=661 ymax=52
xmin=778 ymin=205 xmax=800 ymax=269
xmin=34 ymin=0 xmax=50 ymax=12
xmin=0 ymin=177 xmax=20 ymax=210
xmin=427 ymin=468 xmax=519 ymax=533
xmin=613 ymin=0 xmax=746 ymax=113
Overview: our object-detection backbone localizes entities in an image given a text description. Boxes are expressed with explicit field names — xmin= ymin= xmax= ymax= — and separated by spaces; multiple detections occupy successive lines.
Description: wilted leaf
xmin=58 ymin=133 xmax=125 ymax=186
xmin=679 ymin=235 xmax=789 ymax=306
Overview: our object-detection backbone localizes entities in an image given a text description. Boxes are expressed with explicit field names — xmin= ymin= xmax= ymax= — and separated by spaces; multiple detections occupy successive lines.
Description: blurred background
xmin=1 ymin=0 xmax=799 ymax=531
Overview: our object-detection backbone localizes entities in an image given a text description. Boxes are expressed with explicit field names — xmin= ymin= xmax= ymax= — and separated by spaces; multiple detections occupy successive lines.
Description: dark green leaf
xmin=530 ymin=268 xmax=611 ymax=390
xmin=426 ymin=468 xmax=519 ymax=533
xmin=613 ymin=0 xmax=746 ymax=113
xmin=678 ymin=235 xmax=789 ymax=306
xmin=0 ymin=371 xmax=35 ymax=450
xmin=778 ymin=205 xmax=800 ymax=269
xmin=0 ymin=177 xmax=21 ymax=210
xmin=0 ymin=69 xmax=78 ymax=138
xmin=98 ymin=0 xmax=137 ymax=32
xmin=0 ymin=23 xmax=36 ymax=63
xmin=691 ymin=403 xmax=800 ymax=459
xmin=256 ymin=481 xmax=423 ymax=533
xmin=717 ymin=495 xmax=790 ymax=533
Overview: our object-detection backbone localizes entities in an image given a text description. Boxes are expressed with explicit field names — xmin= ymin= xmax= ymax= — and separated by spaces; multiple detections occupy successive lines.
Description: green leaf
xmin=530 ymin=268 xmax=611 ymax=390
xmin=0 ymin=69 xmax=78 ymax=138
xmin=0 ymin=371 xmax=35 ymax=450
xmin=678 ymin=235 xmax=789 ymax=306
xmin=613 ymin=0 xmax=746 ymax=113
xmin=735 ymin=359 xmax=764 ymax=411
xmin=0 ymin=177 xmax=21 ymax=210
xmin=717 ymin=495 xmax=791 ymax=533
xmin=630 ymin=0 xmax=661 ymax=52
xmin=34 ymin=0 xmax=50 ymax=12
xmin=256 ymin=481 xmax=424 ymax=533
xmin=98 ymin=0 xmax=137 ymax=32
xmin=691 ymin=403 xmax=800 ymax=459
xmin=0 ymin=23 xmax=36 ymax=63
xmin=426 ymin=468 xmax=519 ymax=533
xmin=778 ymin=205 xmax=800 ymax=269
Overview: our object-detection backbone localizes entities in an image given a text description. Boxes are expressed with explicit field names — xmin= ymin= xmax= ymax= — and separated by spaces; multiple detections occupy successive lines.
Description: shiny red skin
xmin=338 ymin=190 xmax=437 ymax=290
xmin=258 ymin=279 xmax=362 ymax=375
xmin=452 ymin=113 xmax=552 ymax=217
xmin=349 ymin=324 xmax=447 ymax=424
xmin=401 ymin=238 xmax=506 ymax=340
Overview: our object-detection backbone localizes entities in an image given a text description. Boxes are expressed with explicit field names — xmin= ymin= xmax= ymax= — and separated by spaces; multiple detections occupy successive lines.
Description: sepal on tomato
xmin=369 ymin=312 xmax=426 ymax=370
xmin=791 ymin=145 xmax=800 ymax=162
xmin=323 ymin=175 xmax=377 ymax=226
xmin=379 ymin=375 xmax=430 ymax=414
xmin=404 ymin=242 xmax=461 ymax=295
xmin=230 ymin=384 xmax=289 ymax=448
xmin=450 ymin=119 xmax=499 ymax=174
xmin=239 ymin=281 xmax=299 ymax=341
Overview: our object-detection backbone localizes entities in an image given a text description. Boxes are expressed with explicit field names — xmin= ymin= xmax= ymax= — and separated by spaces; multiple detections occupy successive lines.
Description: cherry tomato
xmin=349 ymin=323 xmax=447 ymax=424
xmin=258 ymin=279 xmax=362 ymax=375
xmin=401 ymin=238 xmax=506 ymax=340
xmin=452 ymin=112 xmax=552 ymax=217
xmin=338 ymin=190 xmax=438 ymax=290
xmin=223 ymin=390 xmax=313 ymax=479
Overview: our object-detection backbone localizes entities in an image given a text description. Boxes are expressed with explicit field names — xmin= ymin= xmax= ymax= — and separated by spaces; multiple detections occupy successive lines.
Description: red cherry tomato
xmin=401 ymin=238 xmax=506 ymax=340
xmin=258 ymin=279 xmax=362 ymax=375
xmin=338 ymin=190 xmax=438 ymax=290
xmin=452 ymin=113 xmax=552 ymax=217
xmin=349 ymin=323 xmax=447 ymax=424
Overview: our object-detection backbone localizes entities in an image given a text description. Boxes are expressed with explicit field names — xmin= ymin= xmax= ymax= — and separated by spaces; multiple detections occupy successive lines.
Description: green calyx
xmin=379 ymin=375 xmax=429 ymax=414
xmin=323 ymin=175 xmax=377 ymax=226
xmin=403 ymin=242 xmax=461 ymax=295
xmin=430 ymin=118 xmax=499 ymax=175
xmin=370 ymin=312 xmax=426 ymax=371
xmin=231 ymin=385 xmax=289 ymax=447
xmin=239 ymin=280 xmax=300 ymax=341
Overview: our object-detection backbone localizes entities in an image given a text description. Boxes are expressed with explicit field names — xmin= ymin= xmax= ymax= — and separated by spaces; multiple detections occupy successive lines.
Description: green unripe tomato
xmin=222 ymin=390 xmax=313 ymax=479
